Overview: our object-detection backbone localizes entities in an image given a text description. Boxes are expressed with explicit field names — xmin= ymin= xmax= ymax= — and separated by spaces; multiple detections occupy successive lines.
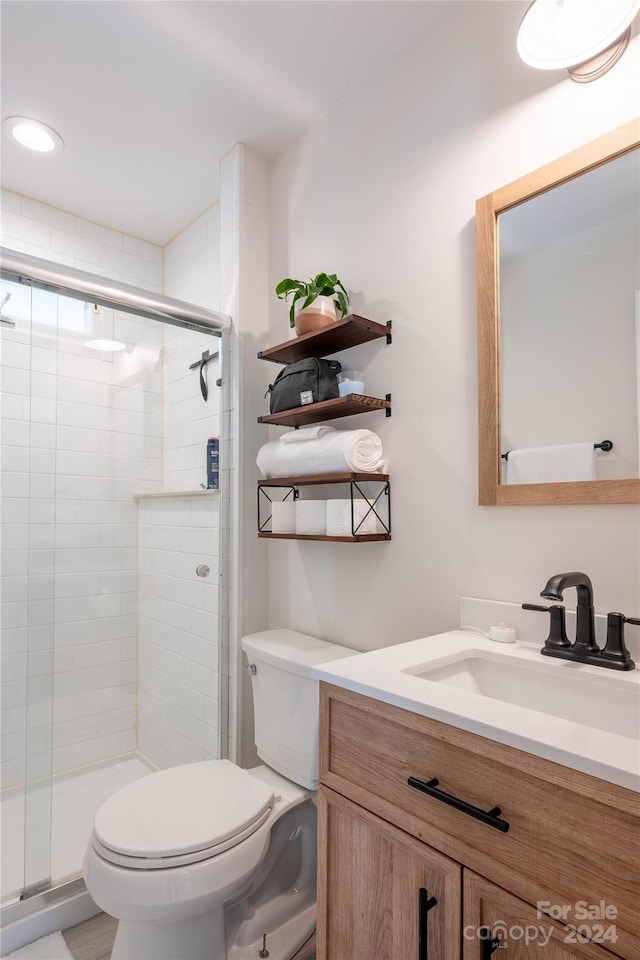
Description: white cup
xmin=338 ymin=371 xmax=365 ymax=396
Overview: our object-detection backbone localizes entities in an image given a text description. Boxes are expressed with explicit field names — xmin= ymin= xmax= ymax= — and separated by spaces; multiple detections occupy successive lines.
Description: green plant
xmin=275 ymin=272 xmax=349 ymax=328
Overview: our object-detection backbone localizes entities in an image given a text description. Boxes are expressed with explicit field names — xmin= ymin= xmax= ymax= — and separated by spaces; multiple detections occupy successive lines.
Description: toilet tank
xmin=241 ymin=629 xmax=356 ymax=790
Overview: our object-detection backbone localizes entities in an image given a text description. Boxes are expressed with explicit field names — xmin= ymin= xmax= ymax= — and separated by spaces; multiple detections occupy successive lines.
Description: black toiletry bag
xmin=267 ymin=357 xmax=342 ymax=413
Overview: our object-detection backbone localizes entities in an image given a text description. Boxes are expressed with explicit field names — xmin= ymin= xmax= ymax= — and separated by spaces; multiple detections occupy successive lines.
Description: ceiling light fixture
xmin=84 ymin=338 xmax=127 ymax=352
xmin=517 ymin=0 xmax=640 ymax=82
xmin=2 ymin=116 xmax=64 ymax=153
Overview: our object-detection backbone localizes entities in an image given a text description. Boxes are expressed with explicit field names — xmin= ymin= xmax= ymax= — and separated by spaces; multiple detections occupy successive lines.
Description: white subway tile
xmin=20 ymin=197 xmax=75 ymax=232
xmin=74 ymin=218 xmax=123 ymax=250
xmin=51 ymin=228 xmax=101 ymax=264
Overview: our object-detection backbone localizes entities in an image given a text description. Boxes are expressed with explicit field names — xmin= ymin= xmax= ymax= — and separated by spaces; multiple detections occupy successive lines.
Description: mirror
xmin=476 ymin=119 xmax=640 ymax=505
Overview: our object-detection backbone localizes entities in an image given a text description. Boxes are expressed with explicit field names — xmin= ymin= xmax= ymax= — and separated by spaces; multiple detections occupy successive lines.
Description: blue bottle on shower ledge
xmin=206 ymin=437 xmax=219 ymax=489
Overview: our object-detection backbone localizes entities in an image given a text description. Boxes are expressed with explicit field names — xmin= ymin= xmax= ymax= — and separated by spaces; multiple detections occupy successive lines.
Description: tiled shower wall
xmin=137 ymin=202 xmax=224 ymax=768
xmin=1 ymin=189 xmax=226 ymax=786
xmin=0 ymin=193 xmax=164 ymax=788
xmin=162 ymin=203 xmax=222 ymax=491
xmin=0 ymin=186 xmax=164 ymax=788
xmin=137 ymin=495 xmax=220 ymax=768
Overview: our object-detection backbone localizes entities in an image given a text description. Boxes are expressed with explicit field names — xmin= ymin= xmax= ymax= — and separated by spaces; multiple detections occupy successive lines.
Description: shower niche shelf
xmin=134 ymin=489 xmax=219 ymax=500
xmin=257 ymin=473 xmax=391 ymax=542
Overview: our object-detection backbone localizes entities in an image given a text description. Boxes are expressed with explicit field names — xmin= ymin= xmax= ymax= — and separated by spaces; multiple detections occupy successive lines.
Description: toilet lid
xmin=93 ymin=760 xmax=275 ymax=861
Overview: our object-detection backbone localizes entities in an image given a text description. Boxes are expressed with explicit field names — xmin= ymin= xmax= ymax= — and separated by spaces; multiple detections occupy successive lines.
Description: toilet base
xmin=227 ymin=902 xmax=316 ymax=960
xmin=109 ymin=902 xmax=316 ymax=960
xmin=111 ymin=906 xmax=225 ymax=960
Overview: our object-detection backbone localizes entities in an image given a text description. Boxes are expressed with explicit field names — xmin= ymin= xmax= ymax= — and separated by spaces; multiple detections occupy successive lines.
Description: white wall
xmin=218 ymin=145 xmax=270 ymax=766
xmin=266 ymin=2 xmax=640 ymax=651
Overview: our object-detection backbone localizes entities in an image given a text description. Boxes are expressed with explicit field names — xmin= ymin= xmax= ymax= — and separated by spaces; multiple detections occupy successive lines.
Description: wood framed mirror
xmin=477 ymin=119 xmax=640 ymax=505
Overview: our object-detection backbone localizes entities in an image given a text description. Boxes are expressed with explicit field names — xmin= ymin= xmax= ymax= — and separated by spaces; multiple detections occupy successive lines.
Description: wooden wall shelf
xmin=257 ymin=314 xmax=391 ymax=365
xmin=258 ymin=394 xmax=391 ymax=427
xmin=258 ymin=532 xmax=391 ymax=542
xmin=257 ymin=473 xmax=391 ymax=542
xmin=257 ymin=472 xmax=389 ymax=486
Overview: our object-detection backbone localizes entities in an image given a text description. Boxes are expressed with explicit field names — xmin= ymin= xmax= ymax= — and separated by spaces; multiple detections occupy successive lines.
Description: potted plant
xmin=275 ymin=272 xmax=349 ymax=337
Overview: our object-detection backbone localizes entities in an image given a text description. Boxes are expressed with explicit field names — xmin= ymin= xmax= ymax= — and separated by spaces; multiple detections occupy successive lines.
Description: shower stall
xmin=0 ymin=249 xmax=232 ymax=942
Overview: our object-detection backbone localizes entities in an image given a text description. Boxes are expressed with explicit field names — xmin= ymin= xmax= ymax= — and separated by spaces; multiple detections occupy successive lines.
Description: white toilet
xmin=82 ymin=629 xmax=355 ymax=960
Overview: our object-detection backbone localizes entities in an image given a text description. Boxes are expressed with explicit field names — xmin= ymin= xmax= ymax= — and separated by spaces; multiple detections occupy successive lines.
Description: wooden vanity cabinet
xmin=464 ymin=873 xmax=622 ymax=960
xmin=318 ymin=683 xmax=640 ymax=960
xmin=318 ymin=786 xmax=460 ymax=960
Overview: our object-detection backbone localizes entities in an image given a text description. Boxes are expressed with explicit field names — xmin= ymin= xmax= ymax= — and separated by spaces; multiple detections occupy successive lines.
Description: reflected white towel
xmin=506 ymin=443 xmax=595 ymax=484
xmin=257 ymin=429 xmax=387 ymax=478
xmin=279 ymin=425 xmax=336 ymax=444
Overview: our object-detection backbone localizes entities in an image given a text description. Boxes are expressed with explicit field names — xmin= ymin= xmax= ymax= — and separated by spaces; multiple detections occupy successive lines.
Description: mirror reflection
xmin=498 ymin=147 xmax=640 ymax=485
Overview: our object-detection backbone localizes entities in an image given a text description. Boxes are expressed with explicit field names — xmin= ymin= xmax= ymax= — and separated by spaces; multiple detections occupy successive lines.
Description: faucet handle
xmin=522 ymin=602 xmax=571 ymax=649
xmin=600 ymin=612 xmax=637 ymax=670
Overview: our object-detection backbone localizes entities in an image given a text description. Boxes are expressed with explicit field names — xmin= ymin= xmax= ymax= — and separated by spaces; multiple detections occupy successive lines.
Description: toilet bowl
xmin=82 ymin=629 xmax=356 ymax=960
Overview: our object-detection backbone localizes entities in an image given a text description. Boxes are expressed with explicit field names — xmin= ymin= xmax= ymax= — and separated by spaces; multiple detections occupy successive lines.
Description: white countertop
xmin=315 ymin=629 xmax=640 ymax=792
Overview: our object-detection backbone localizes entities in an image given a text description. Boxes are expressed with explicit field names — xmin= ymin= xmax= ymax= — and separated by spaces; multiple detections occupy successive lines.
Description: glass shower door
xmin=1 ymin=277 xmax=55 ymax=902
xmin=2 ymin=273 xmax=226 ymax=904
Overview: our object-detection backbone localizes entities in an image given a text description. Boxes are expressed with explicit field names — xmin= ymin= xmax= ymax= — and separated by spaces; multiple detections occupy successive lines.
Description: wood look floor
xmin=63 ymin=913 xmax=117 ymax=960
xmin=62 ymin=913 xmax=316 ymax=960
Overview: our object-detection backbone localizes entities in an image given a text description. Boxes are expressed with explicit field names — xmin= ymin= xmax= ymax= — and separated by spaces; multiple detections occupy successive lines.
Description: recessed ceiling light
xmin=2 ymin=116 xmax=64 ymax=153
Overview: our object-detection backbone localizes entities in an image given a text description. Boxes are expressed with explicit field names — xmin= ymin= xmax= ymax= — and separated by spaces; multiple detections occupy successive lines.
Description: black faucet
xmin=540 ymin=571 xmax=598 ymax=653
xmin=523 ymin=572 xmax=637 ymax=671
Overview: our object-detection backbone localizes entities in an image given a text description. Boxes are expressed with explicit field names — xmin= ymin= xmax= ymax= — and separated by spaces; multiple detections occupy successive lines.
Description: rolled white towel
xmin=279 ymin=425 xmax=336 ymax=444
xmin=257 ymin=429 xmax=388 ymax=478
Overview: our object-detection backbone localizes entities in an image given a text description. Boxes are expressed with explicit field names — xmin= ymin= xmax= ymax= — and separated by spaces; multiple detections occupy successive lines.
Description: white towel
xmin=279 ymin=425 xmax=336 ymax=444
xmin=257 ymin=429 xmax=388 ymax=478
xmin=506 ymin=443 xmax=595 ymax=484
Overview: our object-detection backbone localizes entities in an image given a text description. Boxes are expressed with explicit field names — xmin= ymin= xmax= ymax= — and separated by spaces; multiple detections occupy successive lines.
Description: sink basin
xmin=316 ymin=626 xmax=640 ymax=790
xmin=404 ymin=651 xmax=639 ymax=740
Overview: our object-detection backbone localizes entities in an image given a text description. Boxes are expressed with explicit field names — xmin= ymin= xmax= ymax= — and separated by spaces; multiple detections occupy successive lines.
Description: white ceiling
xmin=0 ymin=0 xmax=452 ymax=244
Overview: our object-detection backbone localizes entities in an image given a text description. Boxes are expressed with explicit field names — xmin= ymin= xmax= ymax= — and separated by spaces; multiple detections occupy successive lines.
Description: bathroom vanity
xmin=315 ymin=631 xmax=640 ymax=959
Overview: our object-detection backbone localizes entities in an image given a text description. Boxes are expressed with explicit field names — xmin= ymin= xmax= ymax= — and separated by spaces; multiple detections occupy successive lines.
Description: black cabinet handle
xmin=418 ymin=887 xmax=437 ymax=960
xmin=480 ymin=927 xmax=502 ymax=959
xmin=407 ymin=777 xmax=509 ymax=833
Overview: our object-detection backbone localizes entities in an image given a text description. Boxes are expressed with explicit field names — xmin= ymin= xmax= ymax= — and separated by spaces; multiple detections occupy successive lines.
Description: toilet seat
xmin=91 ymin=760 xmax=275 ymax=870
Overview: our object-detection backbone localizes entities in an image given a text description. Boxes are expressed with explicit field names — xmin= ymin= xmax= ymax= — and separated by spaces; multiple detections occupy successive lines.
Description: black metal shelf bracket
xmin=386 ymin=393 xmax=392 ymax=417
xmin=257 ymin=484 xmax=297 ymax=533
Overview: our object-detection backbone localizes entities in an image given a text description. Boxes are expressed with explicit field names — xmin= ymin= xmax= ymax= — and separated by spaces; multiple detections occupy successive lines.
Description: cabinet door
xmin=463 ymin=871 xmax=622 ymax=960
xmin=318 ymin=785 xmax=461 ymax=960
